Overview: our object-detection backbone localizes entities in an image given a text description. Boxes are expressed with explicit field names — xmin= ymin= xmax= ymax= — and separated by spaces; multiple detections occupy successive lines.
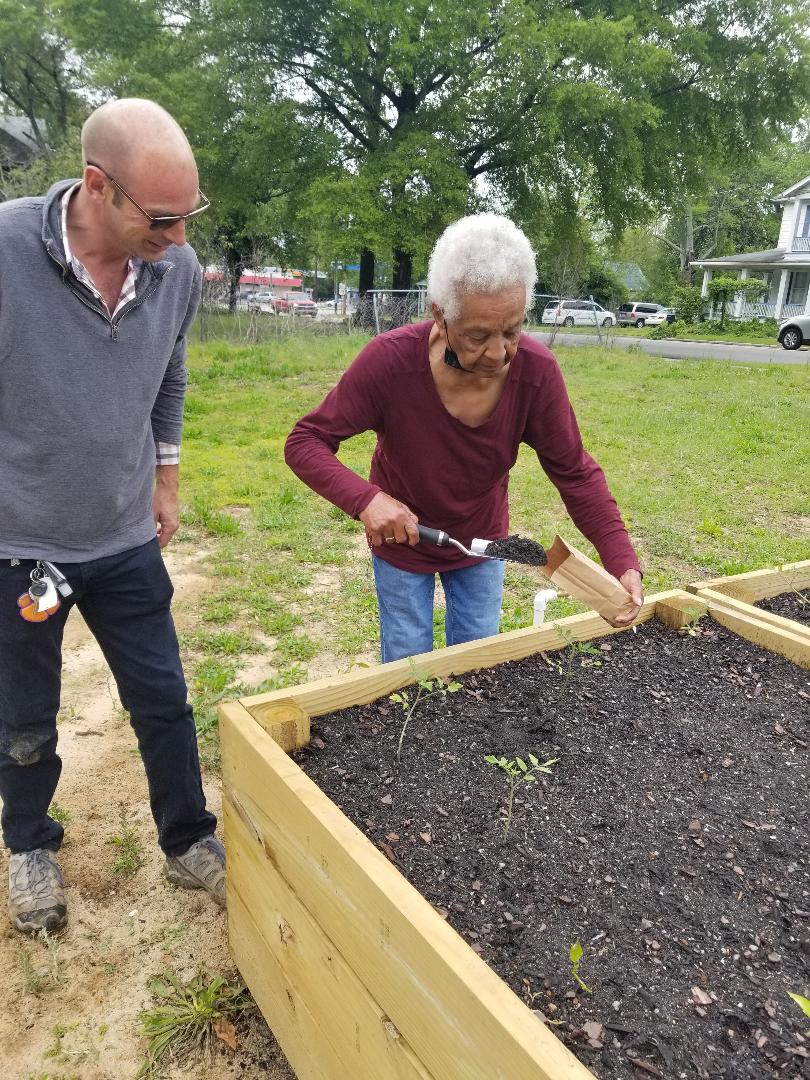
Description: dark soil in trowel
xmin=756 ymin=591 xmax=810 ymax=629
xmin=295 ymin=618 xmax=810 ymax=1080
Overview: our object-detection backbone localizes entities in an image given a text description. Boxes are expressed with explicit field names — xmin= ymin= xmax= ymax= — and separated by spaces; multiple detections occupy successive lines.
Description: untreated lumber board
xmin=225 ymin=794 xmax=434 ymax=1079
xmin=238 ymin=592 xmax=688 ymax=723
xmin=221 ymin=700 xmax=595 ymax=1080
xmin=689 ymin=560 xmax=810 ymax=603
xmin=693 ymin=587 xmax=810 ymax=643
xmin=697 ymin=590 xmax=810 ymax=669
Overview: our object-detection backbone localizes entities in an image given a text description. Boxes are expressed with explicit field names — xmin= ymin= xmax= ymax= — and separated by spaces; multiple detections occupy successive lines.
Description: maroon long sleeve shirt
xmin=285 ymin=321 xmax=640 ymax=577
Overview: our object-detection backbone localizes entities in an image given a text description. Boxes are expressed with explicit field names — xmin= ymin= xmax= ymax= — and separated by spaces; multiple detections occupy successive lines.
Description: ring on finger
xmin=385 ymin=536 xmax=396 ymax=542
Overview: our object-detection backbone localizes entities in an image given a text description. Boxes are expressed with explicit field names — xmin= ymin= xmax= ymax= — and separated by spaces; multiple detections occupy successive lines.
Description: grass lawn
xmin=177 ymin=333 xmax=809 ymax=762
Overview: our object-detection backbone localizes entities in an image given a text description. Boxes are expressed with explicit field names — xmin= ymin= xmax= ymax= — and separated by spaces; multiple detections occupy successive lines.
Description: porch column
xmin=735 ymin=268 xmax=749 ymax=318
xmin=700 ymin=269 xmax=712 ymax=298
xmin=773 ymin=268 xmax=790 ymax=321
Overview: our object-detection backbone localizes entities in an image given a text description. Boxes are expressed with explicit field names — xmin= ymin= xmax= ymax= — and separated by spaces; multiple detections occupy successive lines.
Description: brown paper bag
xmin=543 ymin=534 xmax=637 ymax=622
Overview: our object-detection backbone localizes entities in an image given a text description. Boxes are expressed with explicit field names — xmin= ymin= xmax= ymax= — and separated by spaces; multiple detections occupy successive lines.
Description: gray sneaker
xmin=8 ymin=849 xmax=67 ymax=934
xmin=164 ymin=835 xmax=225 ymax=907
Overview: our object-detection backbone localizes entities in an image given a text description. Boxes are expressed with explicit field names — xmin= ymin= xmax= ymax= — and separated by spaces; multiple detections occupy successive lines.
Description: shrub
xmin=649 ymin=319 xmax=687 ymax=339
xmin=671 ymin=285 xmax=705 ymax=325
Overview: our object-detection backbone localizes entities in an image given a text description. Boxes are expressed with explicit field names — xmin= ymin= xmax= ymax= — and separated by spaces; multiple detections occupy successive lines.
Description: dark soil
xmin=295 ymin=618 xmax=810 ymax=1080
xmin=485 ymin=534 xmax=548 ymax=566
xmin=756 ymin=590 xmax=810 ymax=629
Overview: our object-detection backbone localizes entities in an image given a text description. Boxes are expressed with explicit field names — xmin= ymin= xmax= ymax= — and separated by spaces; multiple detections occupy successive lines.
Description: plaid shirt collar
xmin=60 ymin=182 xmax=142 ymax=318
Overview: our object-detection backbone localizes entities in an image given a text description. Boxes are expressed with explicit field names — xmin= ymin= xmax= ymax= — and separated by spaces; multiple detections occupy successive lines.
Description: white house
xmin=691 ymin=174 xmax=810 ymax=321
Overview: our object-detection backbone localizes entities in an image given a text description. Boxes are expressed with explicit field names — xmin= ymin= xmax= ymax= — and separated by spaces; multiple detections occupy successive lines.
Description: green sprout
xmin=484 ymin=753 xmax=557 ymax=839
xmin=389 ymin=660 xmax=462 ymax=761
xmin=788 ymin=991 xmax=810 ymax=1035
xmin=569 ymin=940 xmax=592 ymax=994
xmin=552 ymin=626 xmax=603 ymax=684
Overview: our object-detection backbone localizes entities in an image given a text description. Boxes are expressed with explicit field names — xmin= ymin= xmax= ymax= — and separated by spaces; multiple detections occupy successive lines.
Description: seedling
xmin=681 ymin=606 xmax=707 ymax=636
xmin=788 ymin=991 xmax=810 ymax=1035
xmin=136 ymin=971 xmax=253 ymax=1077
xmin=390 ymin=660 xmax=462 ymax=761
xmin=778 ymin=566 xmax=809 ymax=608
xmin=109 ymin=810 xmax=143 ymax=876
xmin=484 ymin=753 xmax=557 ymax=839
xmin=569 ymin=940 xmax=592 ymax=994
xmin=552 ymin=626 xmax=603 ymax=684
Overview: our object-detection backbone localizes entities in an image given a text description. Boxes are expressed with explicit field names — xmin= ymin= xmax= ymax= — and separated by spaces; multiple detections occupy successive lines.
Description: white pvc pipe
xmin=533 ymin=588 xmax=558 ymax=625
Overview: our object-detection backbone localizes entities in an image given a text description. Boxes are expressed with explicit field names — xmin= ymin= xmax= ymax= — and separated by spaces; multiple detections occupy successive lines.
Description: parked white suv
xmin=541 ymin=300 xmax=617 ymax=328
xmin=615 ymin=302 xmax=663 ymax=328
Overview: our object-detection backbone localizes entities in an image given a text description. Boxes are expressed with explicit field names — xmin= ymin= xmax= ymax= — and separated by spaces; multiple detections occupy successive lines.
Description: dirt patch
xmin=297 ymin=618 xmax=810 ymax=1079
xmin=756 ymin=590 xmax=810 ymax=628
xmin=0 ymin=546 xmax=294 ymax=1080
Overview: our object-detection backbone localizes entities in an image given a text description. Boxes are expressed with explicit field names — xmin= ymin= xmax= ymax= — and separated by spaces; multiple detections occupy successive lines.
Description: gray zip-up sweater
xmin=0 ymin=179 xmax=201 ymax=562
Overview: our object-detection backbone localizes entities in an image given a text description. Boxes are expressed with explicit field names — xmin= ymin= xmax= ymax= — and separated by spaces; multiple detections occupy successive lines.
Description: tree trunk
xmin=358 ymin=248 xmax=375 ymax=295
xmin=681 ymin=205 xmax=695 ymax=285
xmin=392 ymin=248 xmax=412 ymax=291
xmin=225 ymin=251 xmax=246 ymax=313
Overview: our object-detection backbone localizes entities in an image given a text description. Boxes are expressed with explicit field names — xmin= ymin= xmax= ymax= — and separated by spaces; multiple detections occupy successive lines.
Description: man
xmin=0 ymin=98 xmax=224 ymax=934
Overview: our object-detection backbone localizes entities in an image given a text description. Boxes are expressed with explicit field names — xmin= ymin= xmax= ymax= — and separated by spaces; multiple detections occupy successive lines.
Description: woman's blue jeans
xmin=0 ymin=539 xmax=216 ymax=855
xmin=372 ymin=555 xmax=504 ymax=663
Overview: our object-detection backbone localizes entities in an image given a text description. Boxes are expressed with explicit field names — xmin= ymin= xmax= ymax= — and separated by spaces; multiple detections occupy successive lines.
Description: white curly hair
xmin=426 ymin=213 xmax=537 ymax=322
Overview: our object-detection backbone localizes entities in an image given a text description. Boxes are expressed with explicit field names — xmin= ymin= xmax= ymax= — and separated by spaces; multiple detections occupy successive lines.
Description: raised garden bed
xmin=689 ymin=562 xmax=810 ymax=661
xmin=220 ymin=590 xmax=810 ymax=1080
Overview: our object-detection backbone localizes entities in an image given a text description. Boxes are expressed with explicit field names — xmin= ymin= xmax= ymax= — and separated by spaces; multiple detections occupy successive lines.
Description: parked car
xmin=274 ymin=293 xmax=318 ymax=317
xmin=615 ymin=302 xmax=663 ymax=328
xmin=247 ymin=290 xmax=274 ymax=311
xmin=777 ymin=315 xmax=810 ymax=350
xmin=644 ymin=307 xmax=677 ymax=327
xmin=541 ymin=299 xmax=617 ymax=328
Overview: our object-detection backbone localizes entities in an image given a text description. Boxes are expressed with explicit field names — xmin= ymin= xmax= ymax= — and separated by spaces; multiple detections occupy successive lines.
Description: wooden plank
xmin=654 ymin=594 xmax=708 ymax=630
xmin=695 ymin=587 xmax=810 ymax=643
xmin=220 ymin=700 xmax=596 ymax=1080
xmin=688 ymin=561 xmax=810 ymax=603
xmin=228 ymin=887 xmax=346 ymax=1080
xmin=239 ymin=592 xmax=687 ymax=723
xmin=699 ymin=592 xmax=810 ymax=670
xmin=225 ymin=795 xmax=435 ymax=1080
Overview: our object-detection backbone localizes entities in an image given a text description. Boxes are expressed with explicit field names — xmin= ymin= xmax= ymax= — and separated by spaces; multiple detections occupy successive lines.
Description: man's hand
xmin=359 ymin=492 xmax=419 ymax=548
xmin=154 ymin=465 xmax=180 ymax=549
xmin=608 ymin=568 xmax=644 ymax=627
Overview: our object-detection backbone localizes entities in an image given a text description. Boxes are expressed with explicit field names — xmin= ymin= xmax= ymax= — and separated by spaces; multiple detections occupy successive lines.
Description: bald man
xmin=0 ymin=98 xmax=224 ymax=934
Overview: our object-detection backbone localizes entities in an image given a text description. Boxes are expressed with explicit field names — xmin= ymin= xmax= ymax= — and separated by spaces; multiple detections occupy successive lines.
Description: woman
xmin=285 ymin=214 xmax=643 ymax=662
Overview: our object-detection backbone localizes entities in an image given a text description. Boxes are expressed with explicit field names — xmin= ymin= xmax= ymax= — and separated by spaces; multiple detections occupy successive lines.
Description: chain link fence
xmin=193 ymin=278 xmax=619 ymax=346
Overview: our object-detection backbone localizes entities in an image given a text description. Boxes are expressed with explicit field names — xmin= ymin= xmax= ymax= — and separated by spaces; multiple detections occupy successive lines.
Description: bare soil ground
xmin=0 ymin=546 xmax=294 ymax=1080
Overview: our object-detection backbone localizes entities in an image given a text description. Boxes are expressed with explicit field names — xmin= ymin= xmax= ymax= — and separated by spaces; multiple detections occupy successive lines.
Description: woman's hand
xmin=360 ymin=492 xmax=420 ymax=547
xmin=607 ymin=568 xmax=644 ymax=627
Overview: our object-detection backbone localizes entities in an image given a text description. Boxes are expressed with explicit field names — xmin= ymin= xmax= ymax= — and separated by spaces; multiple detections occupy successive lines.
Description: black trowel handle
xmin=417 ymin=525 xmax=450 ymax=547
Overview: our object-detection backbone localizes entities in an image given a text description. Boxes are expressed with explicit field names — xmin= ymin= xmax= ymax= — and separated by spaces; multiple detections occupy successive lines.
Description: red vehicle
xmin=273 ymin=293 xmax=317 ymax=317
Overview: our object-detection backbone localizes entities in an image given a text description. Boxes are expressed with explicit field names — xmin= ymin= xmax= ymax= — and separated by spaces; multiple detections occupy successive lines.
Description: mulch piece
xmin=295 ymin=618 xmax=810 ymax=1079
xmin=756 ymin=591 xmax=810 ymax=629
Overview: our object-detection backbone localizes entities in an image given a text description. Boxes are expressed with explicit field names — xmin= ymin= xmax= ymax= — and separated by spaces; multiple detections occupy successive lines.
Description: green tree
xmin=213 ymin=0 xmax=810 ymax=291
xmin=57 ymin=4 xmax=339 ymax=309
xmin=0 ymin=0 xmax=82 ymax=151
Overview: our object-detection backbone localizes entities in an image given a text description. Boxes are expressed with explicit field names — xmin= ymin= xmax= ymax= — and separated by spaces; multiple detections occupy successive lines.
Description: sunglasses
xmin=86 ymin=161 xmax=211 ymax=231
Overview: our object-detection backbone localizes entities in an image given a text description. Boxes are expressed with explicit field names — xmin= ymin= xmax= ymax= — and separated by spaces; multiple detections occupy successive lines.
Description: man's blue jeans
xmin=0 ymin=539 xmax=216 ymax=855
xmin=372 ymin=555 xmax=504 ymax=663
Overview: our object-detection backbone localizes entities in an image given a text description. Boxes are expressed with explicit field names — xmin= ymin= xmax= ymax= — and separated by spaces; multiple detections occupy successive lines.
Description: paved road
xmin=530 ymin=331 xmax=809 ymax=366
